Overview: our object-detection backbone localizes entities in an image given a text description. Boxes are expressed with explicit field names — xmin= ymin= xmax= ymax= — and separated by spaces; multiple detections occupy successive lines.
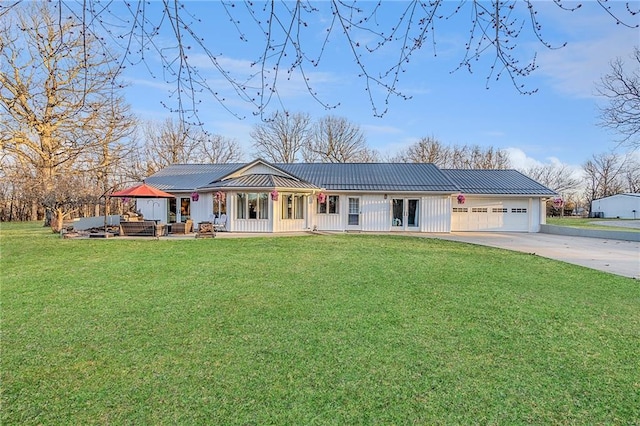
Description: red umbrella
xmin=110 ymin=183 xmax=175 ymax=198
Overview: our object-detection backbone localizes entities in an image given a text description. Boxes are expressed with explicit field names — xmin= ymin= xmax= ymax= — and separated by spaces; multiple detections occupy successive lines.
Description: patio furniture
xmin=169 ymin=219 xmax=193 ymax=234
xmin=196 ymin=221 xmax=215 ymax=238
xmin=213 ymin=214 xmax=227 ymax=232
xmin=120 ymin=220 xmax=164 ymax=237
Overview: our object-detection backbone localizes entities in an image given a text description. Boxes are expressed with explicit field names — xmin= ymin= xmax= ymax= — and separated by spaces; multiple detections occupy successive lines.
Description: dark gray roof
xmin=145 ymin=163 xmax=243 ymax=191
xmin=279 ymin=163 xmax=458 ymax=192
xmin=200 ymin=174 xmax=319 ymax=190
xmin=144 ymin=161 xmax=555 ymax=196
xmin=441 ymin=169 xmax=557 ymax=196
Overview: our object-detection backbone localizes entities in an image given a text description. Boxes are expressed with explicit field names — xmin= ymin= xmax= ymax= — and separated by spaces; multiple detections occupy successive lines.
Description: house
xmin=137 ymin=159 xmax=557 ymax=233
xmin=590 ymin=193 xmax=640 ymax=219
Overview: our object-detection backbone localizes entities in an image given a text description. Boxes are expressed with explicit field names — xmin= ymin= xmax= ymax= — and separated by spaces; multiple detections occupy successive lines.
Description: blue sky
xmin=112 ymin=1 xmax=639 ymax=170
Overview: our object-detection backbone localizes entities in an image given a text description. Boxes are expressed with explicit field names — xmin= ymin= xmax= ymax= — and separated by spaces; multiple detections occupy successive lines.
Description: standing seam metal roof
xmin=143 ymin=162 xmax=555 ymax=196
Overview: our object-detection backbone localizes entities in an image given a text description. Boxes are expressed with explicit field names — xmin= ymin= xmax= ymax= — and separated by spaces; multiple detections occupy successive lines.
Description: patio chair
xmin=214 ymin=214 xmax=227 ymax=232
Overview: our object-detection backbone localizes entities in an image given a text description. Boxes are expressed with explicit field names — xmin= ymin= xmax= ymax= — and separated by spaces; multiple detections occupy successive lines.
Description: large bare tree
xmin=251 ymin=111 xmax=310 ymax=163
xmin=597 ymin=47 xmax=640 ymax=149
xmin=6 ymin=1 xmax=635 ymax=121
xmin=0 ymin=3 xmax=136 ymax=230
xmin=302 ymin=116 xmax=378 ymax=163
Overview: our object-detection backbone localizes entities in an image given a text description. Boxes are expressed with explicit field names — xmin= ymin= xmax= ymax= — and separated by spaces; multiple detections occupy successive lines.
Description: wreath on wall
xmin=457 ymin=194 xmax=466 ymax=204
xmin=191 ymin=192 xmax=200 ymax=202
xmin=317 ymin=192 xmax=326 ymax=203
xmin=270 ymin=190 xmax=279 ymax=201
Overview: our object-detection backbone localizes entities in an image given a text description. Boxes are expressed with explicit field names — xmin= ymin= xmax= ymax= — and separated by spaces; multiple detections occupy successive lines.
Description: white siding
xmin=312 ymin=194 xmax=344 ymax=231
xmin=136 ymin=198 xmax=168 ymax=223
xmin=273 ymin=194 xmax=310 ymax=232
xmin=421 ymin=196 xmax=451 ymax=233
xmin=591 ymin=194 xmax=640 ymax=219
xmin=361 ymin=195 xmax=390 ymax=232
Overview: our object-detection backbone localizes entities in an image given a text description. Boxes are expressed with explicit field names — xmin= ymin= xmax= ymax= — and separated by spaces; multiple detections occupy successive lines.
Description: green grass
xmin=2 ymin=222 xmax=639 ymax=424
xmin=547 ymin=217 xmax=640 ymax=232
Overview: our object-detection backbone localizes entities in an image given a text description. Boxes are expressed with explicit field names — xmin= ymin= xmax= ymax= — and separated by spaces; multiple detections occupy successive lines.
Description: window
xmin=472 ymin=207 xmax=488 ymax=213
xmin=282 ymin=194 xmax=305 ymax=219
xmin=317 ymin=195 xmax=339 ymax=214
xmin=492 ymin=208 xmax=508 ymax=213
xmin=213 ymin=196 xmax=227 ymax=218
xmin=259 ymin=193 xmax=269 ymax=219
xmin=511 ymin=208 xmax=527 ymax=213
xmin=237 ymin=193 xmax=246 ymax=219
xmin=452 ymin=207 xmax=468 ymax=213
xmin=237 ymin=192 xmax=269 ymax=219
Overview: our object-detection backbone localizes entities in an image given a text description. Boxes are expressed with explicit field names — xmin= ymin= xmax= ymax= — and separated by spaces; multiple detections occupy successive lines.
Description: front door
xmin=347 ymin=197 xmax=361 ymax=230
xmin=392 ymin=198 xmax=419 ymax=231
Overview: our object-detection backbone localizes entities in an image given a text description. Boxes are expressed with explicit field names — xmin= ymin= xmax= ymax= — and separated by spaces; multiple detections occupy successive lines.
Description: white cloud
xmin=535 ymin=3 xmax=639 ymax=98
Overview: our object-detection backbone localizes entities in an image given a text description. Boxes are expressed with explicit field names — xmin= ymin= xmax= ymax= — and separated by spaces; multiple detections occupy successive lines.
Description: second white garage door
xmin=451 ymin=198 xmax=530 ymax=231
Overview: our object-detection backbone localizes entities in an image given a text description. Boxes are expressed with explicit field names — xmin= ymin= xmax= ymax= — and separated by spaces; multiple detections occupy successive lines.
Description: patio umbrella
xmin=110 ymin=182 xmax=175 ymax=198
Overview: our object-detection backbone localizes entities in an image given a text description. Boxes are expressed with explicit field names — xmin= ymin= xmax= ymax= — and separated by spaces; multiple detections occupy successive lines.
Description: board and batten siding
xmin=273 ymin=194 xmax=310 ymax=232
xmin=361 ymin=195 xmax=391 ymax=232
xmin=420 ymin=195 xmax=451 ymax=233
xmin=227 ymin=193 xmax=273 ymax=233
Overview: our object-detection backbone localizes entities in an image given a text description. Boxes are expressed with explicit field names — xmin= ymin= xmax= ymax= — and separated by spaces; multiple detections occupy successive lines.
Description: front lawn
xmin=547 ymin=216 xmax=640 ymax=232
xmin=2 ymin=222 xmax=638 ymax=424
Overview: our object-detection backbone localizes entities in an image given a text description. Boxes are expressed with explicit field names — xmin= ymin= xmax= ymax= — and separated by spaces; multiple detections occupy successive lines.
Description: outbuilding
xmin=590 ymin=193 xmax=640 ymax=219
xmin=136 ymin=159 xmax=557 ymax=233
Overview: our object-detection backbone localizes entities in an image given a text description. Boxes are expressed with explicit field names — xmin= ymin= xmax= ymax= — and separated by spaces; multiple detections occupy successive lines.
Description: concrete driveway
xmin=434 ymin=232 xmax=640 ymax=279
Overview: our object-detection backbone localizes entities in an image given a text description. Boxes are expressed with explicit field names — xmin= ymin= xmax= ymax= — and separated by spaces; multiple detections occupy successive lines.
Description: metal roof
xmin=143 ymin=161 xmax=555 ymax=196
xmin=200 ymin=174 xmax=319 ymax=190
xmin=278 ymin=163 xmax=459 ymax=192
xmin=145 ymin=163 xmax=243 ymax=191
xmin=441 ymin=169 xmax=557 ymax=195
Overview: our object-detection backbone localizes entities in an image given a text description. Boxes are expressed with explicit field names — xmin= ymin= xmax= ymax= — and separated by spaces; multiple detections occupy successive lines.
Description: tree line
xmin=1 ymin=4 xmax=638 ymax=230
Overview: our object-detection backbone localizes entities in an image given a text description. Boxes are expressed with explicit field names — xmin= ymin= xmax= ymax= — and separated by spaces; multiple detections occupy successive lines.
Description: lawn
xmin=547 ymin=217 xmax=640 ymax=232
xmin=2 ymin=222 xmax=639 ymax=424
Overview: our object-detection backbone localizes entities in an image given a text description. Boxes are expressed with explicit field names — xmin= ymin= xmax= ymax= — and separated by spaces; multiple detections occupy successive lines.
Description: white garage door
xmin=451 ymin=198 xmax=530 ymax=231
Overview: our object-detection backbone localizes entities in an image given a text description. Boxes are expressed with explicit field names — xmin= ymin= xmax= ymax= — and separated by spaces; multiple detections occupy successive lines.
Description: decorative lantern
xmin=270 ymin=190 xmax=279 ymax=201
xmin=457 ymin=194 xmax=466 ymax=204
xmin=214 ymin=191 xmax=226 ymax=202
xmin=191 ymin=192 xmax=200 ymax=202
xmin=317 ymin=192 xmax=326 ymax=203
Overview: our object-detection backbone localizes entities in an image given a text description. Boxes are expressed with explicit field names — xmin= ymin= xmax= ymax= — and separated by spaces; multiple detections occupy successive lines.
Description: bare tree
xmin=251 ymin=111 xmax=310 ymax=163
xmin=393 ymin=137 xmax=451 ymax=164
xmin=302 ymin=116 xmax=377 ymax=163
xmin=0 ymin=3 xmax=135 ymax=230
xmin=18 ymin=1 xmax=637 ymax=121
xmin=394 ymin=139 xmax=510 ymax=169
xmin=597 ymin=47 xmax=640 ymax=149
xmin=520 ymin=163 xmax=581 ymax=195
xmin=141 ymin=118 xmax=201 ymax=174
xmin=194 ymin=134 xmax=244 ymax=164
xmin=582 ymin=152 xmax=629 ymax=206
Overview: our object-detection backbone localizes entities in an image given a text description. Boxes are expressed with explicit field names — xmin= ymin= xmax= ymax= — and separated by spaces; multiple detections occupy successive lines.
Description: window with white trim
xmin=237 ymin=192 xmax=269 ymax=219
xmin=452 ymin=207 xmax=468 ymax=213
xmin=511 ymin=208 xmax=527 ymax=213
xmin=317 ymin=195 xmax=339 ymax=214
xmin=492 ymin=208 xmax=508 ymax=213
xmin=282 ymin=194 xmax=305 ymax=219
xmin=472 ymin=207 xmax=488 ymax=213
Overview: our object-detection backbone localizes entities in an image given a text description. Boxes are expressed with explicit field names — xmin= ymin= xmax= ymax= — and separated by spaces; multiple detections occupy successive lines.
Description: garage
xmin=451 ymin=197 xmax=530 ymax=232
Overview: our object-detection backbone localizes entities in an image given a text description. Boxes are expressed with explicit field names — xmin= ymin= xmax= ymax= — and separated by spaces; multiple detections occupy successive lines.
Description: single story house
xmin=590 ymin=193 xmax=640 ymax=219
xmin=136 ymin=159 xmax=557 ymax=233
